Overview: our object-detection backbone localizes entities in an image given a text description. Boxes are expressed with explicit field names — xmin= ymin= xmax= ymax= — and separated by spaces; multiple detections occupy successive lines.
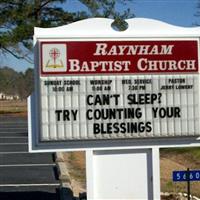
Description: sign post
xmin=29 ymin=18 xmax=200 ymax=199
xmin=187 ymin=168 xmax=191 ymax=200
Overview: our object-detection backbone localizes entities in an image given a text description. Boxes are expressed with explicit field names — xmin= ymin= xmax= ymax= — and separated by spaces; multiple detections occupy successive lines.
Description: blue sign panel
xmin=173 ymin=170 xmax=200 ymax=182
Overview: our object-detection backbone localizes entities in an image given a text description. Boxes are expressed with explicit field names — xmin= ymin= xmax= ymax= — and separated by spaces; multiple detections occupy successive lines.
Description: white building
xmin=0 ymin=93 xmax=5 ymax=100
xmin=0 ymin=92 xmax=19 ymax=100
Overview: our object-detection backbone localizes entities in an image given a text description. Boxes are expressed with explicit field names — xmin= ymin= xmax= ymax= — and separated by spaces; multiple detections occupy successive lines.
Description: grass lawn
xmin=0 ymin=100 xmax=27 ymax=115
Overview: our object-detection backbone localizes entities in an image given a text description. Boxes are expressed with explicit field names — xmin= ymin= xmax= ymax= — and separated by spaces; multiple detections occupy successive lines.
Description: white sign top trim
xmin=34 ymin=18 xmax=200 ymax=38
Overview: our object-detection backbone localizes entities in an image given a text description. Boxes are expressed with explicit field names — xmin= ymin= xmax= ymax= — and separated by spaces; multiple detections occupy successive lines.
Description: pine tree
xmin=0 ymin=0 xmax=134 ymax=61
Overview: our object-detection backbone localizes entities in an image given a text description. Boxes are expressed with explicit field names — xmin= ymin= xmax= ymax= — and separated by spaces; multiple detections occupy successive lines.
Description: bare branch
xmin=2 ymin=46 xmax=33 ymax=64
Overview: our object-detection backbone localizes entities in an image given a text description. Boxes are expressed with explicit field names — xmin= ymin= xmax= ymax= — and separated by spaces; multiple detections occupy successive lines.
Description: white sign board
xmin=40 ymin=74 xmax=199 ymax=141
xmin=29 ymin=18 xmax=200 ymax=151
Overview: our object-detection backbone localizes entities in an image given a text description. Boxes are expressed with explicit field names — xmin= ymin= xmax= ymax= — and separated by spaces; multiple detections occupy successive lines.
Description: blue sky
xmin=1 ymin=0 xmax=199 ymax=72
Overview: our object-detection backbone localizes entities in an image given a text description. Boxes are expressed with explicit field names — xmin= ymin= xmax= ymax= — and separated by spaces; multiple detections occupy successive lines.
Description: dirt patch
xmin=160 ymin=148 xmax=200 ymax=197
xmin=63 ymin=152 xmax=86 ymax=197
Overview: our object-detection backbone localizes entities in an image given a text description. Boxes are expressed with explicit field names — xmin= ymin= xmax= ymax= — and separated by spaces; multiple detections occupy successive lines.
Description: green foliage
xmin=0 ymin=0 xmax=134 ymax=61
xmin=0 ymin=66 xmax=34 ymax=99
xmin=0 ymin=0 xmax=81 ymax=61
xmin=80 ymin=0 xmax=134 ymax=31
xmin=0 ymin=67 xmax=19 ymax=94
xmin=79 ymin=0 xmax=134 ymax=19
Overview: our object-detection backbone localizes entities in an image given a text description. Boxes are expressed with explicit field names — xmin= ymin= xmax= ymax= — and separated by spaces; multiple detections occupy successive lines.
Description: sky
xmin=1 ymin=0 xmax=199 ymax=72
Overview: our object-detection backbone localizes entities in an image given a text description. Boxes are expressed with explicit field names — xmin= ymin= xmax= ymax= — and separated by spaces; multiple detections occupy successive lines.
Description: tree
xmin=0 ymin=66 xmax=34 ymax=99
xmin=0 ymin=0 xmax=85 ymax=62
xmin=0 ymin=67 xmax=19 ymax=95
xmin=15 ymin=68 xmax=34 ymax=99
xmin=80 ymin=0 xmax=133 ymax=18
xmin=24 ymin=68 xmax=34 ymax=97
xmin=0 ymin=0 xmax=134 ymax=62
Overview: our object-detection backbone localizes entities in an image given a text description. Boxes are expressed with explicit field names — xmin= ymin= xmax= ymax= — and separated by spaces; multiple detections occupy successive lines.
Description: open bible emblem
xmin=46 ymin=48 xmax=64 ymax=68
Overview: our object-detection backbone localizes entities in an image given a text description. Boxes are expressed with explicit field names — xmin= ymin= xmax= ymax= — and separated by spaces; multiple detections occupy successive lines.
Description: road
xmin=0 ymin=114 xmax=60 ymax=200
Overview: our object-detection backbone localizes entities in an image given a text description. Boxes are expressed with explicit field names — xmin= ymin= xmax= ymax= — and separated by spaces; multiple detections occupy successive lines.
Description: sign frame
xmin=29 ymin=18 xmax=200 ymax=152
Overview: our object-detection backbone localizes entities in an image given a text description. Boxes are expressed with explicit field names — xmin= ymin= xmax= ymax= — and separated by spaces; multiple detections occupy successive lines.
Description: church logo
xmin=42 ymin=43 xmax=67 ymax=73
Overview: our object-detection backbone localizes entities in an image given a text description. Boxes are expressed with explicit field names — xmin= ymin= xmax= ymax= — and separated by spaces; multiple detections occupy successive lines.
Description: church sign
xmin=29 ymin=18 xmax=200 ymax=151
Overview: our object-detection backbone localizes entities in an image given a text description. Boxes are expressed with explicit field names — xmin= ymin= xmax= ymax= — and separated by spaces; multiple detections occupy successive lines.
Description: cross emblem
xmin=49 ymin=48 xmax=60 ymax=67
